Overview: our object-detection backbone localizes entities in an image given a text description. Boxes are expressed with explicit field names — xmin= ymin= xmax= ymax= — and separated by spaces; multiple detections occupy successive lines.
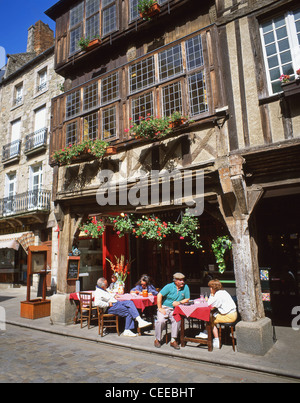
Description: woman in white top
xmin=196 ymin=279 xmax=237 ymax=348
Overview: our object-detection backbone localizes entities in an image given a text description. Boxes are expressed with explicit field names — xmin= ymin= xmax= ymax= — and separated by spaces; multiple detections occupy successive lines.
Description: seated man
xmin=94 ymin=277 xmax=152 ymax=337
xmin=154 ymin=272 xmax=190 ymax=350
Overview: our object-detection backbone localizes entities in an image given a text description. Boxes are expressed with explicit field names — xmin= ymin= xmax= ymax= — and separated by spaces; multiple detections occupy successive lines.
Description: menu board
xmin=67 ymin=257 xmax=80 ymax=280
xmin=31 ymin=251 xmax=47 ymax=274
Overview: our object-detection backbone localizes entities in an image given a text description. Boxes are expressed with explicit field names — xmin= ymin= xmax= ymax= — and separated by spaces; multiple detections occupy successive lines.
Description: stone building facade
xmin=0 ymin=21 xmax=64 ymax=290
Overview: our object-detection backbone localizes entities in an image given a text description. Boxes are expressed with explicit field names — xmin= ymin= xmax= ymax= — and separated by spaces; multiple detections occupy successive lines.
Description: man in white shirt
xmin=95 ymin=277 xmax=152 ymax=337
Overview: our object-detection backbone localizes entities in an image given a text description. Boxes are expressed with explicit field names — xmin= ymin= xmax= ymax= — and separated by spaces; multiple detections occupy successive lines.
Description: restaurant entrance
xmin=256 ymin=193 xmax=300 ymax=326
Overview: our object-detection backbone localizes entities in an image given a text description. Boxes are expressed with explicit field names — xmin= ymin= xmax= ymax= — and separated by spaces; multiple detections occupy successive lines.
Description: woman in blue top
xmin=130 ymin=274 xmax=158 ymax=296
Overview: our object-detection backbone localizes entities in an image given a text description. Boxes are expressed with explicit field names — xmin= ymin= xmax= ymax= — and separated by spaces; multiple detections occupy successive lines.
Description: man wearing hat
xmin=154 ymin=272 xmax=190 ymax=350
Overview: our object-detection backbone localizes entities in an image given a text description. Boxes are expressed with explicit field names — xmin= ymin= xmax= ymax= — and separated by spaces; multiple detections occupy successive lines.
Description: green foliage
xmin=111 ymin=211 xmax=202 ymax=249
xmin=138 ymin=0 xmax=157 ymax=14
xmin=171 ymin=212 xmax=202 ymax=249
xmin=211 ymin=236 xmax=232 ymax=274
xmin=52 ymin=139 xmax=108 ymax=165
xmin=81 ymin=216 xmax=106 ymax=238
xmin=125 ymin=115 xmax=171 ymax=140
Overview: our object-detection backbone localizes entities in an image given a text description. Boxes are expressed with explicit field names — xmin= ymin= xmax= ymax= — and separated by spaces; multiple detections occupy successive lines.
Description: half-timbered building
xmin=46 ymin=0 xmax=300 ymax=354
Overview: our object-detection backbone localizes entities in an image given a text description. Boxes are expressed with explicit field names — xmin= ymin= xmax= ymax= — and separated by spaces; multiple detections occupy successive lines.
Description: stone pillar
xmin=217 ymin=155 xmax=274 ymax=354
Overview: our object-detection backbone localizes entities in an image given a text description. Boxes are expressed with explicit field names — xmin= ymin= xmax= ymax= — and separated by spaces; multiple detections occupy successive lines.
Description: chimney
xmin=27 ymin=21 xmax=54 ymax=55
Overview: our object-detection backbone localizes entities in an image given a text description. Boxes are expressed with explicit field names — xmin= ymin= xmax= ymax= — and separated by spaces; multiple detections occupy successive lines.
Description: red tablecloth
xmin=69 ymin=291 xmax=95 ymax=301
xmin=173 ymin=303 xmax=211 ymax=322
xmin=69 ymin=292 xmax=157 ymax=312
xmin=117 ymin=293 xmax=157 ymax=312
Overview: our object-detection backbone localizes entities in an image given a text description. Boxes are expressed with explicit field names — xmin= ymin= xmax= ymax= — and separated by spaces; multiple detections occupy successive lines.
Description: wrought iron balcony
xmin=0 ymin=190 xmax=51 ymax=218
xmin=2 ymin=140 xmax=22 ymax=163
xmin=24 ymin=128 xmax=48 ymax=154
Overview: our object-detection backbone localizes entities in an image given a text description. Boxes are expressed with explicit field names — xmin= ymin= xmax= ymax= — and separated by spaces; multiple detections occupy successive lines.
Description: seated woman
xmin=196 ymin=279 xmax=237 ymax=349
xmin=107 ymin=274 xmax=119 ymax=293
xmin=130 ymin=274 xmax=158 ymax=296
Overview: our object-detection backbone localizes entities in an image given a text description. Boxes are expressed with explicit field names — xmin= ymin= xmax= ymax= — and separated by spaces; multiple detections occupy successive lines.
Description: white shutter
xmin=11 ymin=119 xmax=21 ymax=142
xmin=34 ymin=106 xmax=46 ymax=131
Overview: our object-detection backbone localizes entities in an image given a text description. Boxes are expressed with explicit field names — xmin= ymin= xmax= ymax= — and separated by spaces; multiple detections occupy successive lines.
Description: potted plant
xmin=52 ymin=139 xmax=109 ymax=165
xmin=280 ymin=70 xmax=300 ymax=97
xmin=211 ymin=236 xmax=232 ymax=274
xmin=125 ymin=114 xmax=171 ymax=140
xmin=78 ymin=36 xmax=101 ymax=51
xmin=169 ymin=111 xmax=189 ymax=129
xmin=78 ymin=37 xmax=91 ymax=51
xmin=138 ymin=0 xmax=161 ymax=20
xmin=86 ymin=35 xmax=101 ymax=51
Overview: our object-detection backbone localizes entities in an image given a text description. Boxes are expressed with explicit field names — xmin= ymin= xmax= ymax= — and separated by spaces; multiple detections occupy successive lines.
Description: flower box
xmin=86 ymin=38 xmax=101 ymax=51
xmin=281 ymin=79 xmax=300 ymax=98
xmin=169 ymin=118 xmax=187 ymax=129
xmin=105 ymin=146 xmax=117 ymax=156
xmin=140 ymin=3 xmax=161 ymax=19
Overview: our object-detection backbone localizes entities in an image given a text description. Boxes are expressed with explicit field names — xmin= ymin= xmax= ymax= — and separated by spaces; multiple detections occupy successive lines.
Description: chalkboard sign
xmin=67 ymin=257 xmax=80 ymax=280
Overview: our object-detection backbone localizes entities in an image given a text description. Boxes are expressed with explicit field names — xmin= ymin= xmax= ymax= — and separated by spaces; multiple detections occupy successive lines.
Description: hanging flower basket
xmin=110 ymin=210 xmax=202 ymax=249
xmin=81 ymin=216 xmax=106 ymax=238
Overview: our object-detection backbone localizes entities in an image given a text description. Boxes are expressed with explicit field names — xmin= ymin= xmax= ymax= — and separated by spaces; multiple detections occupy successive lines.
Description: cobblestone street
xmin=0 ymin=324 xmax=296 ymax=384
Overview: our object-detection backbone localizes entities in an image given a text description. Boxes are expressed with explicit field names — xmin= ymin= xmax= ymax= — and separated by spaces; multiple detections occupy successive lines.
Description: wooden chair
xmin=79 ymin=292 xmax=97 ymax=329
xmin=97 ymin=306 xmax=120 ymax=337
xmin=218 ymin=319 xmax=239 ymax=351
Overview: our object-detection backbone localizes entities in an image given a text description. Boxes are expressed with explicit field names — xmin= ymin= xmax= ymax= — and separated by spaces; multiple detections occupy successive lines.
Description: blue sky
xmin=0 ymin=0 xmax=57 ymax=67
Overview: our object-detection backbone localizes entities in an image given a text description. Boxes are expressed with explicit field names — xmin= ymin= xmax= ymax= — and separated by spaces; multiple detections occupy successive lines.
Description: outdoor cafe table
xmin=173 ymin=302 xmax=213 ymax=351
xmin=69 ymin=292 xmax=157 ymax=326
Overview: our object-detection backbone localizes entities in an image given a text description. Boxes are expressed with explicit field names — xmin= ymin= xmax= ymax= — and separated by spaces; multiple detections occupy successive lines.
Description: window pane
xmin=83 ymin=82 xmax=98 ymax=111
xmin=83 ymin=112 xmax=98 ymax=141
xmin=102 ymin=106 xmax=117 ymax=139
xmin=162 ymin=82 xmax=182 ymax=117
xmin=280 ymin=50 xmax=292 ymax=65
xmin=66 ymin=122 xmax=78 ymax=146
xmin=102 ymin=4 xmax=117 ymax=36
xmin=159 ymin=45 xmax=183 ymax=81
xmin=86 ymin=14 xmax=100 ymax=38
xmin=266 ymin=43 xmax=277 ymax=57
xmin=70 ymin=2 xmax=84 ymax=27
xmin=276 ymin=26 xmax=287 ymax=40
xmin=66 ymin=90 xmax=80 ymax=118
xmin=131 ymin=92 xmax=154 ymax=123
xmin=86 ymin=0 xmax=100 ymax=18
xmin=70 ymin=26 xmax=82 ymax=54
xmin=130 ymin=0 xmax=139 ymax=21
xmin=186 ymin=35 xmax=204 ymax=71
xmin=101 ymin=72 xmax=119 ymax=104
xmin=188 ymin=72 xmax=208 ymax=116
xmin=269 ymin=67 xmax=280 ymax=81
xmin=129 ymin=56 xmax=155 ymax=93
